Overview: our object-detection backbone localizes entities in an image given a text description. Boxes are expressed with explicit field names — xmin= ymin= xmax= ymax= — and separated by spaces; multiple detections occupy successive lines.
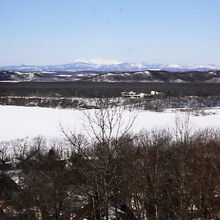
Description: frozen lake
xmin=1 ymin=105 xmax=220 ymax=141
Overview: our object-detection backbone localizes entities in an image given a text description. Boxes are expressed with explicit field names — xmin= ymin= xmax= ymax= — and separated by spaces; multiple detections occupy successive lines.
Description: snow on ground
xmin=0 ymin=105 xmax=220 ymax=142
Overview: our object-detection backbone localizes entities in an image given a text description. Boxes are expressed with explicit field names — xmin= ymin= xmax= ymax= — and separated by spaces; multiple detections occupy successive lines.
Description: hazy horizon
xmin=0 ymin=58 xmax=220 ymax=68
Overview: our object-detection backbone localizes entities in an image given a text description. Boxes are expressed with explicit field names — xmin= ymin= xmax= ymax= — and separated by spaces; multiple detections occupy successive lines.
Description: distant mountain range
xmin=1 ymin=69 xmax=220 ymax=83
xmin=1 ymin=60 xmax=220 ymax=83
xmin=0 ymin=61 xmax=220 ymax=72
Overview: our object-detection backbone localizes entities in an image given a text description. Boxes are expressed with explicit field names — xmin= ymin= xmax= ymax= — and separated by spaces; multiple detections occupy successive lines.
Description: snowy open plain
xmin=0 ymin=105 xmax=220 ymax=142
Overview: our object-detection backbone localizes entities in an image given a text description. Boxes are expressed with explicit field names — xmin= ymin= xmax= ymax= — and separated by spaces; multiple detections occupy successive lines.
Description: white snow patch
xmin=168 ymin=64 xmax=181 ymax=68
xmin=41 ymin=71 xmax=55 ymax=74
xmin=172 ymin=79 xmax=186 ymax=83
xmin=130 ymin=63 xmax=144 ymax=69
xmin=0 ymin=106 xmax=220 ymax=142
xmin=77 ymin=74 xmax=84 ymax=77
xmin=144 ymin=71 xmax=151 ymax=75
xmin=58 ymin=74 xmax=72 ymax=77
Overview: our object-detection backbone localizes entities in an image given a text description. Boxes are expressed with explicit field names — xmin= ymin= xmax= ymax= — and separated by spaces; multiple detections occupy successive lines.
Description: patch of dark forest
xmin=0 ymin=97 xmax=97 ymax=109
xmin=1 ymin=96 xmax=220 ymax=110
xmin=0 ymin=82 xmax=220 ymax=97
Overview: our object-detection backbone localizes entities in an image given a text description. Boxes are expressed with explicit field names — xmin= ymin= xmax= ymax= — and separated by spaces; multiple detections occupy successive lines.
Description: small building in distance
xmin=150 ymin=90 xmax=164 ymax=96
xmin=121 ymin=90 xmax=164 ymax=98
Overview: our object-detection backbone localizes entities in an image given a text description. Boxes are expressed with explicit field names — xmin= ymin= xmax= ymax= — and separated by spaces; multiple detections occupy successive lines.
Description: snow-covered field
xmin=0 ymin=105 xmax=220 ymax=142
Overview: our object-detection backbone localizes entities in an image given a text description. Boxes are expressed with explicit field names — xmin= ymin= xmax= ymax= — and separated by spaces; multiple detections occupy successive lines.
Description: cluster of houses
xmin=121 ymin=90 xmax=164 ymax=98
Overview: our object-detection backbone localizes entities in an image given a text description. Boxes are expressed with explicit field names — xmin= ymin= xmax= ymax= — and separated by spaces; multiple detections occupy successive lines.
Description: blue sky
xmin=0 ymin=0 xmax=220 ymax=66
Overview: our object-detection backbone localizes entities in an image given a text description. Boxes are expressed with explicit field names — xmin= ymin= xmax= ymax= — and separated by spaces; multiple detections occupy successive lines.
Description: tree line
xmin=1 ymin=81 xmax=220 ymax=98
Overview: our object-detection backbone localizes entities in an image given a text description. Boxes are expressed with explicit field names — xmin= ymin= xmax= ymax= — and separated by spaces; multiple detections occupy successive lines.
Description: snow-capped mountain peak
xmin=74 ymin=58 xmax=123 ymax=65
xmin=0 ymin=60 xmax=219 ymax=72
